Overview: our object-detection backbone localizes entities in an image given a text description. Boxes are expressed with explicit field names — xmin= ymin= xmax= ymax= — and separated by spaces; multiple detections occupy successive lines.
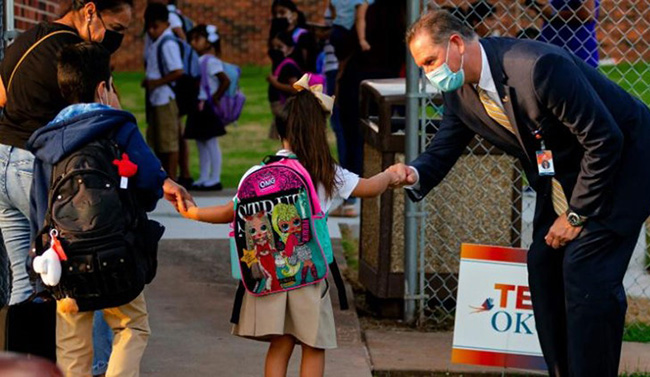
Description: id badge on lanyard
xmin=534 ymin=132 xmax=555 ymax=176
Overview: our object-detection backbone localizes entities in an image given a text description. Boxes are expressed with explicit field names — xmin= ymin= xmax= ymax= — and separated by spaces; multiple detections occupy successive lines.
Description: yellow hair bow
xmin=292 ymin=74 xmax=335 ymax=113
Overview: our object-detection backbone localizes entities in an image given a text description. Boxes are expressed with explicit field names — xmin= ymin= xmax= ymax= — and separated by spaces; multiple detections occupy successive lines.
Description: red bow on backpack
xmin=113 ymin=153 xmax=138 ymax=189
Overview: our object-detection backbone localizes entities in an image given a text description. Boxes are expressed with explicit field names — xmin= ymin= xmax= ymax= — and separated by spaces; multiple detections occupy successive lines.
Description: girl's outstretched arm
xmin=351 ymin=170 xmax=400 ymax=198
xmin=181 ymin=200 xmax=235 ymax=224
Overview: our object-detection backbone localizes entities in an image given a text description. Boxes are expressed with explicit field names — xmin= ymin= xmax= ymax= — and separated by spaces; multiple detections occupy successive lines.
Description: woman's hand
xmin=162 ymin=178 xmax=195 ymax=213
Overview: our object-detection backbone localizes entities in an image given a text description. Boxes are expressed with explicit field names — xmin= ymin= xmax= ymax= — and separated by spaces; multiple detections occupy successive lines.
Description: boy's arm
xmin=355 ymin=1 xmax=371 ymax=51
xmin=115 ymin=123 xmax=167 ymax=210
xmin=145 ymin=69 xmax=184 ymax=91
xmin=182 ymin=201 xmax=235 ymax=224
xmin=352 ymin=170 xmax=399 ymax=198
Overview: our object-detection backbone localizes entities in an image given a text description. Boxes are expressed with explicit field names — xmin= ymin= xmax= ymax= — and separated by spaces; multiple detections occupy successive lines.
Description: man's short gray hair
xmin=406 ymin=9 xmax=477 ymax=46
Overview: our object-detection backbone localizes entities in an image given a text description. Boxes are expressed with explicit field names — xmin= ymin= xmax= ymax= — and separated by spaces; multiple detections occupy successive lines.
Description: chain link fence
xmin=414 ymin=0 xmax=650 ymax=338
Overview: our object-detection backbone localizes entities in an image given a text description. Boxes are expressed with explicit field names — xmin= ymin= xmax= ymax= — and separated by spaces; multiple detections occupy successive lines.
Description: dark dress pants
xmin=528 ymin=200 xmax=639 ymax=377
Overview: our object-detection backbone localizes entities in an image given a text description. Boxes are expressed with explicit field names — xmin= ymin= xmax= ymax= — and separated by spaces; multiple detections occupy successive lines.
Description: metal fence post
xmin=404 ymin=0 xmax=421 ymax=323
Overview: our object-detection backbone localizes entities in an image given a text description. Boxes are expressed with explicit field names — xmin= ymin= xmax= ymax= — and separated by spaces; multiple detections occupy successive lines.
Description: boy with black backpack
xmin=26 ymin=42 xmax=171 ymax=377
xmin=143 ymin=3 xmax=199 ymax=183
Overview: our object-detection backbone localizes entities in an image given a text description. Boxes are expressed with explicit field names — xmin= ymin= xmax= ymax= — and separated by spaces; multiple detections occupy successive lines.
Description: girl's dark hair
xmin=271 ymin=0 xmax=307 ymax=28
xmin=64 ymin=0 xmax=133 ymax=15
xmin=58 ymin=42 xmax=111 ymax=104
xmin=187 ymin=24 xmax=222 ymax=56
xmin=272 ymin=30 xmax=295 ymax=48
xmin=276 ymin=91 xmax=339 ymax=199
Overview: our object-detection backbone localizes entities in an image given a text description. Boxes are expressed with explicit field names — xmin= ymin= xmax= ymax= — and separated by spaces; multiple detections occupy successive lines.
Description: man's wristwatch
xmin=566 ymin=210 xmax=588 ymax=227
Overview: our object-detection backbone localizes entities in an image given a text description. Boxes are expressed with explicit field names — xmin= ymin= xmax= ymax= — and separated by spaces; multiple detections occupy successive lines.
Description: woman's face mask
xmin=85 ymin=6 xmax=130 ymax=54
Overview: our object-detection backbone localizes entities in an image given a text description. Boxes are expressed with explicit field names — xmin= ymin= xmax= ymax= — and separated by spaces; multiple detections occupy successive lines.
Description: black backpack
xmin=31 ymin=137 xmax=164 ymax=311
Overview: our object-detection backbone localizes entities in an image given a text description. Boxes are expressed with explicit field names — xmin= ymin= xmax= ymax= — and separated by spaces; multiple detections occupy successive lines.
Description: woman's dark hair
xmin=187 ymin=24 xmax=222 ymax=56
xmin=272 ymin=30 xmax=295 ymax=48
xmin=144 ymin=3 xmax=169 ymax=28
xmin=271 ymin=0 xmax=307 ymax=28
xmin=58 ymin=42 xmax=111 ymax=104
xmin=276 ymin=91 xmax=339 ymax=199
xmin=63 ymin=0 xmax=133 ymax=15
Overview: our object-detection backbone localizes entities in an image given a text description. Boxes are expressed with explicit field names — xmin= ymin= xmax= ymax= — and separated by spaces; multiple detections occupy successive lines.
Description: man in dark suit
xmin=390 ymin=10 xmax=650 ymax=377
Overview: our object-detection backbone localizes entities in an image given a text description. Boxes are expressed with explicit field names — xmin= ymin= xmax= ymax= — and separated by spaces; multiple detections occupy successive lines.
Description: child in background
xmin=267 ymin=31 xmax=303 ymax=138
xmin=271 ymin=0 xmax=318 ymax=72
xmin=143 ymin=3 xmax=184 ymax=181
xmin=179 ymin=74 xmax=399 ymax=377
xmin=186 ymin=24 xmax=230 ymax=191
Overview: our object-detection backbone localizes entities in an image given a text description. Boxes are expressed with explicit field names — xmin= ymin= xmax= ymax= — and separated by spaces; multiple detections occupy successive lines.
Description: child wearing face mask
xmin=27 ymin=42 xmax=167 ymax=377
xmin=267 ymin=31 xmax=304 ymax=139
xmin=270 ymin=0 xmax=318 ymax=72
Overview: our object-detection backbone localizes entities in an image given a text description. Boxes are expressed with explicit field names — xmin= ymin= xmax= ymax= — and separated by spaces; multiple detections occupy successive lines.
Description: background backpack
xmin=170 ymin=7 xmax=195 ymax=35
xmin=200 ymin=57 xmax=246 ymax=126
xmin=273 ymin=59 xmax=325 ymax=104
xmin=157 ymin=35 xmax=200 ymax=116
xmin=31 ymin=138 xmax=164 ymax=312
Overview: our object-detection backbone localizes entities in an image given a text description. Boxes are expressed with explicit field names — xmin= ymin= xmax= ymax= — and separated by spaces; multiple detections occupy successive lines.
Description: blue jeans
xmin=0 ymin=144 xmax=35 ymax=305
xmin=93 ymin=311 xmax=113 ymax=375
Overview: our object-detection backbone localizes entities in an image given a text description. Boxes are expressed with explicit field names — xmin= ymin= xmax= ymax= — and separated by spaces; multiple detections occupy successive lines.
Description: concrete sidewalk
xmin=140 ymin=238 xmax=371 ymax=377
xmin=365 ymin=330 xmax=650 ymax=376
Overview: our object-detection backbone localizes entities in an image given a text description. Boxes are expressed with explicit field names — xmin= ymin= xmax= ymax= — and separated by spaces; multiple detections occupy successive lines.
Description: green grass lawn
xmin=600 ymin=62 xmax=650 ymax=105
xmin=114 ymin=66 xmax=279 ymax=188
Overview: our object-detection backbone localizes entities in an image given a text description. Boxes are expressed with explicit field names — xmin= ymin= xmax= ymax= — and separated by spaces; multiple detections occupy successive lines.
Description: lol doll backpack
xmin=231 ymin=155 xmax=329 ymax=296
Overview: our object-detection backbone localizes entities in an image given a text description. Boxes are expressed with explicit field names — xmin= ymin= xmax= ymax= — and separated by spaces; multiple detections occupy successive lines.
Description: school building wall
xmin=5 ymin=0 xmax=649 ymax=71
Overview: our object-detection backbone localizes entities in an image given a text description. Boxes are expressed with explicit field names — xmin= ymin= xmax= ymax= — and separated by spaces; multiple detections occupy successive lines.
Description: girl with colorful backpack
xmin=179 ymin=74 xmax=399 ymax=377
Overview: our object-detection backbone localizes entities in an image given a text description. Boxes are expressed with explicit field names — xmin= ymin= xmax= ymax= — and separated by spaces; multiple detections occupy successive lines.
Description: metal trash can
xmin=358 ymin=78 xmax=522 ymax=318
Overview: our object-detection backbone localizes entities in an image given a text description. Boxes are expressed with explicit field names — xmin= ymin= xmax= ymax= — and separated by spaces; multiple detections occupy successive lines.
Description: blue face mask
xmin=425 ymin=40 xmax=465 ymax=92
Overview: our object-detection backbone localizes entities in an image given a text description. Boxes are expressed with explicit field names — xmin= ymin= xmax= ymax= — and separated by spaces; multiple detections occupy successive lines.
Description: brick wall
xmin=112 ymin=0 xmax=326 ymax=71
xmin=7 ymin=0 xmax=650 ymax=69
xmin=13 ymin=0 xmax=60 ymax=31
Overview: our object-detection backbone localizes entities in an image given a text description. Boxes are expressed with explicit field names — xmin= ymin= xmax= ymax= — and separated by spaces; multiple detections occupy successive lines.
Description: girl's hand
xmin=383 ymin=170 xmax=401 ymax=188
xmin=198 ymin=100 xmax=205 ymax=112
xmin=180 ymin=202 xmax=199 ymax=220
xmin=211 ymin=93 xmax=221 ymax=107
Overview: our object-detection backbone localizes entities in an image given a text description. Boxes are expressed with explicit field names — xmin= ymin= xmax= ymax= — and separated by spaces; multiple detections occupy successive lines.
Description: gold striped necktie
xmin=477 ymin=87 xmax=568 ymax=215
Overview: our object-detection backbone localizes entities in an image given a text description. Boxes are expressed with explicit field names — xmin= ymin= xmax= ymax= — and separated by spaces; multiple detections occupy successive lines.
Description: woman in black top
xmin=0 ymin=0 xmax=132 ymax=333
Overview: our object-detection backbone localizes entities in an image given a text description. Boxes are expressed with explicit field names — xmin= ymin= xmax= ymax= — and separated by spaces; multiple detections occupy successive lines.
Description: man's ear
xmin=451 ymin=34 xmax=466 ymax=55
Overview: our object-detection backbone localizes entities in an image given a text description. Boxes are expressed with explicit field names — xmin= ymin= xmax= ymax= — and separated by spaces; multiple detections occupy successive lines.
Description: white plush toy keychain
xmin=33 ymin=229 xmax=67 ymax=286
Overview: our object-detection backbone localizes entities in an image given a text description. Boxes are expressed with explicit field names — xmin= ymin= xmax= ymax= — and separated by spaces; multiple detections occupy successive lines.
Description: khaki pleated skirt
xmin=232 ymin=280 xmax=337 ymax=349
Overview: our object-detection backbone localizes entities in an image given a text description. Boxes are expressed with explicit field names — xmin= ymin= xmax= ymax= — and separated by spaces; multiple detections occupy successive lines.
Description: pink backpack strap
xmin=277 ymin=158 xmax=323 ymax=216
xmin=292 ymin=28 xmax=307 ymax=44
xmin=273 ymin=57 xmax=299 ymax=78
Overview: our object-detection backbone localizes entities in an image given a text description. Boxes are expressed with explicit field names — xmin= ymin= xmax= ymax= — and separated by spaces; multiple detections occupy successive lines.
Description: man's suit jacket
xmin=409 ymin=37 xmax=650 ymax=236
